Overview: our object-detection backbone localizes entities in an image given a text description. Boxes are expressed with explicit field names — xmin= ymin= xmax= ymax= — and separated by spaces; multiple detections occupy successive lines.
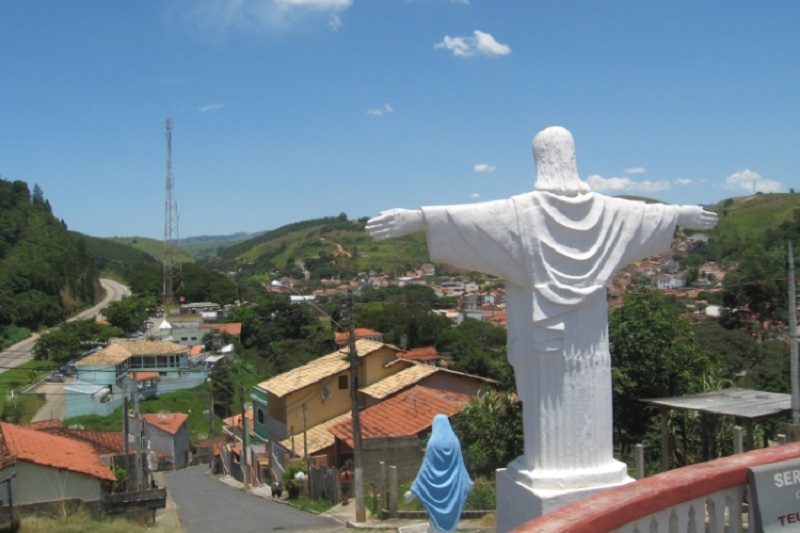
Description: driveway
xmin=162 ymin=466 xmax=343 ymax=533
xmin=30 ymin=379 xmax=70 ymax=422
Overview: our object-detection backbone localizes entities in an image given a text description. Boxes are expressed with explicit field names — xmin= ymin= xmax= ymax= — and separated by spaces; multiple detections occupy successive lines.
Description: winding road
xmin=0 ymin=278 xmax=130 ymax=375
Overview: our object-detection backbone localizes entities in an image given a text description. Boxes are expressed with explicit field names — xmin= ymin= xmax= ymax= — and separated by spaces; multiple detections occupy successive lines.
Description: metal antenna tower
xmin=163 ymin=117 xmax=181 ymax=306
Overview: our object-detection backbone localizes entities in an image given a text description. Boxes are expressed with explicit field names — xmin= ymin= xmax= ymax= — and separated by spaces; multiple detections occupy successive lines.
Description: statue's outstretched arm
xmin=366 ymin=208 xmax=426 ymax=241
xmin=677 ymin=205 xmax=718 ymax=230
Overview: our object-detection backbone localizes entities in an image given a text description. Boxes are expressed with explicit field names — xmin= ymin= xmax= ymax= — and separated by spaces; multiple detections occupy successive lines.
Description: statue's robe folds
xmin=422 ymin=191 xmax=680 ymax=483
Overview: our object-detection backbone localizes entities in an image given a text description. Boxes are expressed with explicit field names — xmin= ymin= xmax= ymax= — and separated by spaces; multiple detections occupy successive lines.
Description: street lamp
xmin=270 ymin=280 xmax=366 ymax=522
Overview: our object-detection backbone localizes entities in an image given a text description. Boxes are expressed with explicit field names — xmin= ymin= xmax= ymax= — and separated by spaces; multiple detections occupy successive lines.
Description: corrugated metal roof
xmin=642 ymin=387 xmax=790 ymax=420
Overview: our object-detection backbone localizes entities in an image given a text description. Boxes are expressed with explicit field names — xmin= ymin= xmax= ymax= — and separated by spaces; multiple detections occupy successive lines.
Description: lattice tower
xmin=163 ymin=117 xmax=181 ymax=306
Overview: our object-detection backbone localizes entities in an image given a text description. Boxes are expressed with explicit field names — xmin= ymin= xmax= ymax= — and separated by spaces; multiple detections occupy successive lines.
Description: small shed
xmin=642 ymin=387 xmax=790 ymax=471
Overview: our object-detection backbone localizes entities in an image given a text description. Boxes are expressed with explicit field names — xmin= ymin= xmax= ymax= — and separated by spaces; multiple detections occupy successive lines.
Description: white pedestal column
xmin=496 ymin=458 xmax=633 ymax=533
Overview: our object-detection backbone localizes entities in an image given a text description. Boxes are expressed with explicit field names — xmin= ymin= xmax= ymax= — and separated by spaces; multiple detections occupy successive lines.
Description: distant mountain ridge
xmin=96 ymin=193 xmax=800 ymax=273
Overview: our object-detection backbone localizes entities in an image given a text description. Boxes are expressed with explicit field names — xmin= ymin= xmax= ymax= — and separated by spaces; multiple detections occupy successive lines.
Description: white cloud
xmin=435 ymin=30 xmax=511 ymax=57
xmin=182 ymin=0 xmax=352 ymax=35
xmin=367 ymin=104 xmax=394 ymax=116
xmin=474 ymin=163 xmax=495 ymax=173
xmin=470 ymin=193 xmax=481 ymax=199
xmin=675 ymin=177 xmax=693 ymax=186
xmin=624 ymin=167 xmax=646 ymax=174
xmin=199 ymin=103 xmax=225 ymax=112
xmin=586 ymin=174 xmax=671 ymax=193
xmin=723 ymin=169 xmax=782 ymax=194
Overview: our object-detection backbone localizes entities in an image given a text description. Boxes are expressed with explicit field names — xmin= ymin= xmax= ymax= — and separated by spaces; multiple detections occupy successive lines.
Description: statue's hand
xmin=677 ymin=205 xmax=718 ymax=230
xmin=366 ymin=209 xmax=425 ymax=241
xmin=404 ymin=490 xmax=416 ymax=504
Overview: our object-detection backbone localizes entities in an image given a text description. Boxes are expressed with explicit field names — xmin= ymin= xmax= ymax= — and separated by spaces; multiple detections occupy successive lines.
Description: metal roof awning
xmin=641 ymin=387 xmax=791 ymax=472
xmin=642 ymin=387 xmax=791 ymax=422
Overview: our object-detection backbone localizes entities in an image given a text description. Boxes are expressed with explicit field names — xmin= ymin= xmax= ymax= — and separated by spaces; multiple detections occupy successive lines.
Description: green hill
xmin=210 ymin=214 xmax=430 ymax=282
xmin=713 ymin=193 xmax=800 ymax=241
xmin=104 ymin=232 xmax=262 ymax=262
xmin=705 ymin=193 xmax=800 ymax=260
xmin=81 ymin=234 xmax=161 ymax=268
xmin=90 ymin=193 xmax=800 ymax=288
xmin=0 ymin=179 xmax=98 ymax=339
xmin=104 ymin=236 xmax=190 ymax=263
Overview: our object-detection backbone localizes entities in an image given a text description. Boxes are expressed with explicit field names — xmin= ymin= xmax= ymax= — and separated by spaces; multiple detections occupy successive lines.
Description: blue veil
xmin=411 ymin=414 xmax=473 ymax=532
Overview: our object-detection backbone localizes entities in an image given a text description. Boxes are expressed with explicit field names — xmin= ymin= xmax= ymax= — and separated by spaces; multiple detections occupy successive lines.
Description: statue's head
xmin=533 ymin=126 xmax=591 ymax=196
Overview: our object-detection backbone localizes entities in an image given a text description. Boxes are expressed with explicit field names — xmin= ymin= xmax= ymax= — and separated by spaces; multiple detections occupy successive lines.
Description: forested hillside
xmin=0 ymin=179 xmax=98 ymax=344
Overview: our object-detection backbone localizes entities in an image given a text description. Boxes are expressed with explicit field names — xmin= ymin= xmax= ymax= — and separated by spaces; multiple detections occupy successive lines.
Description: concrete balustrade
xmin=514 ymin=442 xmax=800 ymax=533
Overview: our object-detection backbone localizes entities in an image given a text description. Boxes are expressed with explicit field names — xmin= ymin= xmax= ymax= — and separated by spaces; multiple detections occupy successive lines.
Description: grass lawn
xmin=0 ymin=359 xmax=53 ymax=420
xmin=65 ymin=385 xmax=223 ymax=444
xmin=20 ymin=512 xmax=183 ymax=533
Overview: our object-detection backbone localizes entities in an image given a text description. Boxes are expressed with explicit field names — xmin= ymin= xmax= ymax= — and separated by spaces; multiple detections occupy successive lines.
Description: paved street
xmin=162 ymin=466 xmax=342 ymax=533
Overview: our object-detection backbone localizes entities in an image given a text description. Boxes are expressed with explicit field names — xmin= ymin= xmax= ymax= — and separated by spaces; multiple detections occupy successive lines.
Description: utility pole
xmin=133 ymin=375 xmax=144 ymax=491
xmin=303 ymin=403 xmax=309 ymax=471
xmin=789 ymin=241 xmax=799 ymax=423
xmin=346 ymin=290 xmax=366 ymax=522
xmin=123 ymin=395 xmax=130 ymax=490
xmin=240 ymin=385 xmax=249 ymax=487
xmin=209 ymin=388 xmax=215 ymax=471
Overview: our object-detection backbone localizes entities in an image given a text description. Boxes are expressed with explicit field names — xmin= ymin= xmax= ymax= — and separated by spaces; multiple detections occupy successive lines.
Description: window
xmin=338 ymin=375 xmax=348 ymax=390
xmin=257 ymin=408 xmax=265 ymax=424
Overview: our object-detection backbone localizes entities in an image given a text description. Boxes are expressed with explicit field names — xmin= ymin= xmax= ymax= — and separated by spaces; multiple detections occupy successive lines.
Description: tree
xmin=693 ymin=321 xmax=761 ymax=380
xmin=436 ymin=318 xmax=514 ymax=389
xmin=450 ymin=390 xmax=522 ymax=478
xmin=210 ymin=364 xmax=235 ymax=417
xmin=610 ymin=289 xmax=716 ymax=457
xmin=721 ymin=244 xmax=786 ymax=329
xmin=356 ymin=302 xmax=452 ymax=350
xmin=34 ymin=319 xmax=117 ymax=363
xmin=102 ymin=296 xmax=148 ymax=335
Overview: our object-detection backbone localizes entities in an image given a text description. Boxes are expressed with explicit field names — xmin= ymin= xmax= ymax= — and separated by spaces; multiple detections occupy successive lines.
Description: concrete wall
xmin=156 ymin=371 xmax=207 ymax=394
xmin=419 ymin=372 xmax=490 ymax=397
xmin=362 ymin=436 xmax=423 ymax=486
xmin=13 ymin=461 xmax=103 ymax=505
xmin=65 ymin=390 xmax=123 ymax=418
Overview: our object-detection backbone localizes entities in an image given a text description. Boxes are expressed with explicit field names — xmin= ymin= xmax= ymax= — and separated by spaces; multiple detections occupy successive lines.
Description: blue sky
xmin=2 ymin=1 xmax=798 ymax=240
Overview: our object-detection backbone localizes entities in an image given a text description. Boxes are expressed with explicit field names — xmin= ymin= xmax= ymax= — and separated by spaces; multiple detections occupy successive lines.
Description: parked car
xmin=60 ymin=364 xmax=77 ymax=377
xmin=46 ymin=373 xmax=65 ymax=383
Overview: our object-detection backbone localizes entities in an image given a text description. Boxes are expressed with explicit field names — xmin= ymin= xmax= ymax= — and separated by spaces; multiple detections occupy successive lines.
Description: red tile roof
xmin=0 ymin=422 xmax=116 ymax=481
xmin=223 ymin=409 xmax=255 ymax=439
xmin=201 ymin=323 xmax=242 ymax=336
xmin=329 ymin=385 xmax=470 ymax=446
xmin=141 ymin=413 xmax=188 ymax=435
xmin=334 ymin=328 xmax=383 ymax=346
xmin=27 ymin=421 xmax=125 ymax=456
xmin=125 ymin=371 xmax=160 ymax=382
xmin=398 ymin=346 xmax=442 ymax=362
xmin=189 ymin=345 xmax=205 ymax=356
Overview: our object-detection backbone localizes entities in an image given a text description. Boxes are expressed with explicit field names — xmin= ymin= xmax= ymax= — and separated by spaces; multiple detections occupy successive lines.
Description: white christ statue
xmin=367 ymin=126 xmax=717 ymax=528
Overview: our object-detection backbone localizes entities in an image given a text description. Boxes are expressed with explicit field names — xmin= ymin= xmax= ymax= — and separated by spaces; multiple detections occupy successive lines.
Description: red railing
xmin=514 ymin=442 xmax=800 ymax=533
